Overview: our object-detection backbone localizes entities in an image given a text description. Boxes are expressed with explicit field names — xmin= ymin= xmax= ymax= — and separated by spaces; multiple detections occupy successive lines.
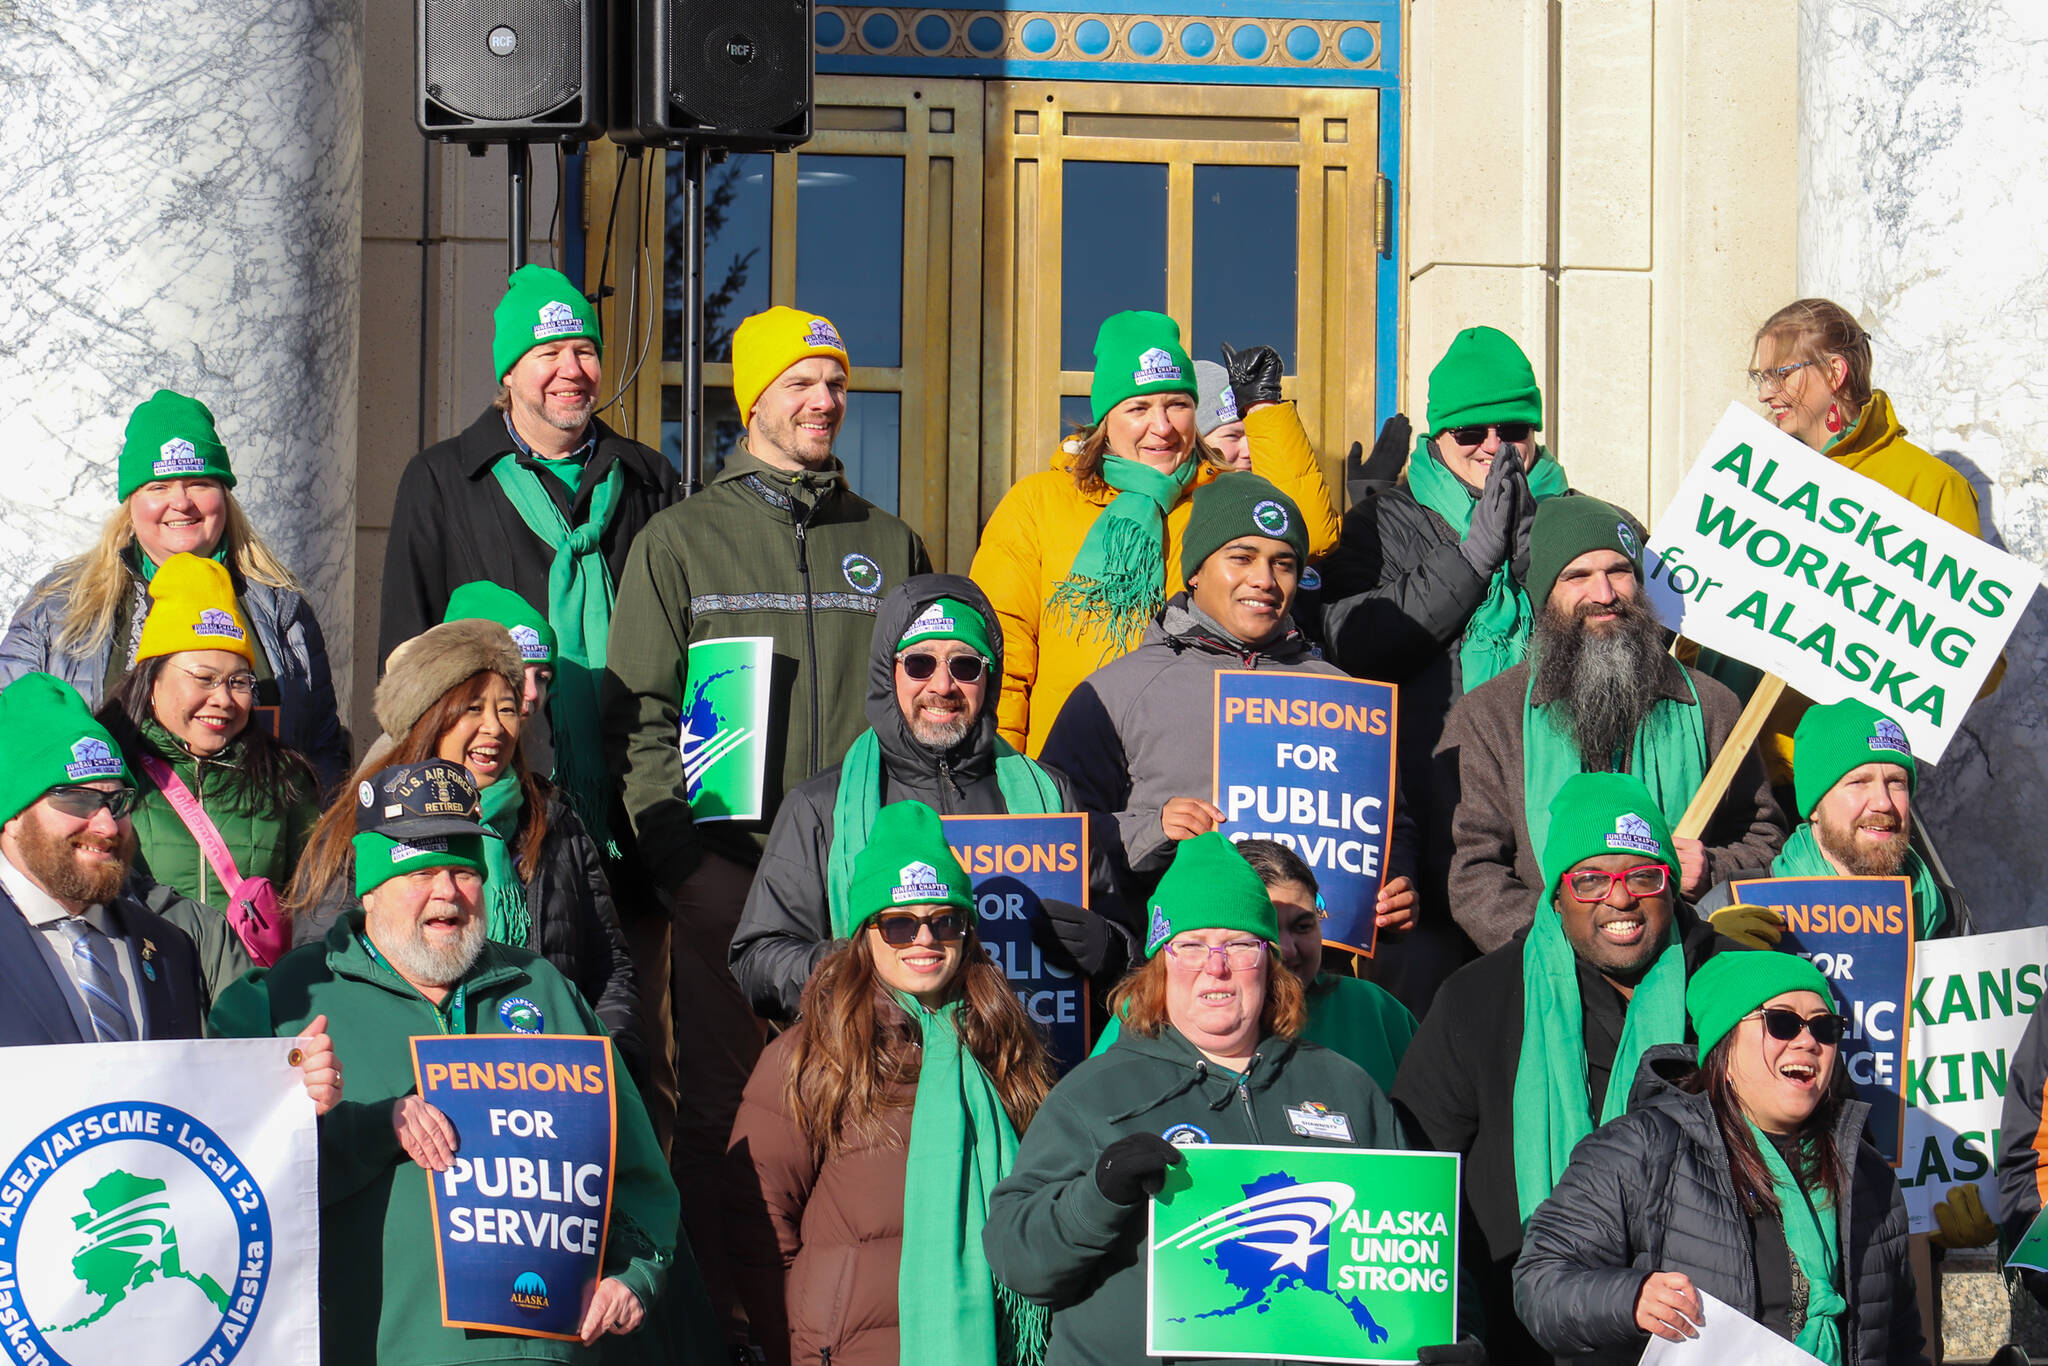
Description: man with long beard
xmin=210 ymin=759 xmax=694 ymax=1364
xmin=0 ymin=672 xmax=214 ymax=1043
xmin=1435 ymin=496 xmax=1786 ymax=951
xmin=730 ymin=575 xmax=1128 ymax=1023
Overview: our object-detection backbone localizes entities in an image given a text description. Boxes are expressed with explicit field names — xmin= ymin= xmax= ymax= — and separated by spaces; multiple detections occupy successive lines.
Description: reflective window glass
xmin=1061 ymin=161 xmax=1168 ymax=372
xmin=837 ymin=392 xmax=901 ymax=513
xmin=1191 ymin=166 xmax=1298 ymax=371
xmin=796 ymin=155 xmax=905 ymax=367
xmin=1059 ymin=394 xmax=1094 ymax=436
xmin=661 ymin=385 xmax=746 ymax=478
xmin=666 ymin=153 xmax=773 ymax=364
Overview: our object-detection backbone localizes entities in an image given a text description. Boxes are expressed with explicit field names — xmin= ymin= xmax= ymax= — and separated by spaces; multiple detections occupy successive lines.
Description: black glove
xmin=1094 ymin=1132 xmax=1184 ymax=1206
xmin=1510 ymin=475 xmax=1536 ymax=583
xmin=1034 ymin=898 xmax=1115 ymax=977
xmin=1458 ymin=446 xmax=1524 ymax=577
xmin=1417 ymin=1337 xmax=1488 ymax=1365
xmin=1220 ymin=342 xmax=1283 ymax=414
xmin=1362 ymin=413 xmax=1411 ymax=485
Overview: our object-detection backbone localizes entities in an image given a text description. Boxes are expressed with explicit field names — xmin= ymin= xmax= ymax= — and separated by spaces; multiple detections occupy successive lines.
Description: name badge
xmin=1285 ymin=1101 xmax=1353 ymax=1142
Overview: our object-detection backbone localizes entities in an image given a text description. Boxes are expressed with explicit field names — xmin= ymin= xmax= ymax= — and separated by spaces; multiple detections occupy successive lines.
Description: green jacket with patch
xmin=209 ymin=915 xmax=680 ymax=1365
xmin=983 ymin=1023 xmax=1406 ymax=1366
xmin=602 ymin=444 xmax=929 ymax=895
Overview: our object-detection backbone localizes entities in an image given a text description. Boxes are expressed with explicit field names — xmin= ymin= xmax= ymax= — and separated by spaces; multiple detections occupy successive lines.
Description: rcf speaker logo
xmin=0 ymin=1103 xmax=274 ymax=1364
xmin=724 ymin=33 xmax=758 ymax=64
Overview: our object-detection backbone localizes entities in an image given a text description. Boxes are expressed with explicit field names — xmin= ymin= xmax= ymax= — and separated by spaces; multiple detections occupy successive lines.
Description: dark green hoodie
xmin=210 ymin=915 xmax=681 ymax=1364
xmin=983 ymin=1023 xmax=1405 ymax=1365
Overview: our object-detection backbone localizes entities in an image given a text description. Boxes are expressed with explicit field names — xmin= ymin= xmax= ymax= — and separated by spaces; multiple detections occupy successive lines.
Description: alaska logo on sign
xmin=0 ymin=1103 xmax=274 ymax=1365
xmin=680 ymin=637 xmax=773 ymax=822
xmin=1157 ymin=1174 xmax=1387 ymax=1339
xmin=510 ymin=1271 xmax=550 ymax=1314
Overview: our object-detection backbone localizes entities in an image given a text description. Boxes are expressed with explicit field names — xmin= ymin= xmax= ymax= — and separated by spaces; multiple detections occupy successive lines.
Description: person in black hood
xmin=729 ymin=574 xmax=1131 ymax=1022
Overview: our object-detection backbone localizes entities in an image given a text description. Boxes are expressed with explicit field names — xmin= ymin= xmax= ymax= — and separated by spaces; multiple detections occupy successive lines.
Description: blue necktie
xmin=56 ymin=917 xmax=137 ymax=1043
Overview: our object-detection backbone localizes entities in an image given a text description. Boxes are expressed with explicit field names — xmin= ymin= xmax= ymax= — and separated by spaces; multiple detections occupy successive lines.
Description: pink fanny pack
xmin=137 ymin=754 xmax=290 ymax=966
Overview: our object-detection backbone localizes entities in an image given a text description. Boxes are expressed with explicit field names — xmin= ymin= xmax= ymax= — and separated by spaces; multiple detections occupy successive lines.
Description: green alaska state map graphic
xmin=42 ymin=1169 xmax=230 ymax=1332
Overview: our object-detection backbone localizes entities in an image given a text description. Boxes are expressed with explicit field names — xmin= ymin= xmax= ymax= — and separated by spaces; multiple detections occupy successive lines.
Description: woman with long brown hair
xmin=1515 ymin=952 xmax=1925 ymax=1365
xmin=727 ymin=800 xmax=1055 ymax=1366
xmin=0 ymin=389 xmax=349 ymax=785
xmin=289 ymin=618 xmax=641 ymax=1072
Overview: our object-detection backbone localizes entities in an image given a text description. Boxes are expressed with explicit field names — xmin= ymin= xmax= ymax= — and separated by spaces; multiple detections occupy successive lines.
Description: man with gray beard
xmin=729 ymin=575 xmax=1129 ymax=1022
xmin=1434 ymin=496 xmax=1787 ymax=952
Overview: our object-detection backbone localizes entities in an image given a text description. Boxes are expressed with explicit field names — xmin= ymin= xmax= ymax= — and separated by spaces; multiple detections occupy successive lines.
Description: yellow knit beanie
xmin=135 ymin=554 xmax=255 ymax=665
xmin=731 ymin=306 xmax=849 ymax=425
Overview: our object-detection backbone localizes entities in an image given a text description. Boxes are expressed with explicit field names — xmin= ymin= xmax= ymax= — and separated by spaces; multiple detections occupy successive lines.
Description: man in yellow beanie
xmin=602 ymin=306 xmax=927 ymax=1346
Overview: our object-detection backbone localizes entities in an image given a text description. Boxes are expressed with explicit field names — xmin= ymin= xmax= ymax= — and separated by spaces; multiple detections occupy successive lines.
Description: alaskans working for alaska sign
xmin=1643 ymin=404 xmax=2038 ymax=761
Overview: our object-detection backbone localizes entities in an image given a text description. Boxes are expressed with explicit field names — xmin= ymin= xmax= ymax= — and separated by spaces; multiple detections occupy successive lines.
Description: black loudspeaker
xmin=611 ymin=0 xmax=812 ymax=149
xmin=418 ymin=0 xmax=604 ymax=141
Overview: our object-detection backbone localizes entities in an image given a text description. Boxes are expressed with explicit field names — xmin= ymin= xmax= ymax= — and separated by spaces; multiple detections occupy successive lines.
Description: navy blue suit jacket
xmin=0 ymin=879 xmax=209 ymax=1045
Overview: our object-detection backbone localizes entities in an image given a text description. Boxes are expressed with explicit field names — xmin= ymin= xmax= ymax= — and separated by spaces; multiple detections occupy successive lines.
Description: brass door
xmin=980 ymin=81 xmax=1382 ymax=525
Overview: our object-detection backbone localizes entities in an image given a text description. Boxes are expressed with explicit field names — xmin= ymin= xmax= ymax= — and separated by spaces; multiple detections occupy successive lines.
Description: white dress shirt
xmin=0 ymin=854 xmax=148 ymax=1039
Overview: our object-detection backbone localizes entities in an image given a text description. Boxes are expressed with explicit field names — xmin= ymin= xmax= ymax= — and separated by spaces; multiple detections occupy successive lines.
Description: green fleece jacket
xmin=602 ymin=444 xmax=930 ymax=896
xmin=984 ymin=1024 xmax=1406 ymax=1366
xmin=209 ymin=914 xmax=680 ymax=1365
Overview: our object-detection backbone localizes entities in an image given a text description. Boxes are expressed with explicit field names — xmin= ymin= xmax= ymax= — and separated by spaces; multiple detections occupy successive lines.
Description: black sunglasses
xmin=1447 ymin=422 xmax=1534 ymax=446
xmin=43 ymin=786 xmax=140 ymax=819
xmin=899 ymin=652 xmax=988 ymax=684
xmin=1750 ymin=1007 xmax=1850 ymax=1047
xmin=872 ymin=910 xmax=969 ymax=945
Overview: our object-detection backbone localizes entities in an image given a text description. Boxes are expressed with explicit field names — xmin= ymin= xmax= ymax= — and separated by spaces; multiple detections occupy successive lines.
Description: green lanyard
xmin=359 ymin=933 xmax=468 ymax=1035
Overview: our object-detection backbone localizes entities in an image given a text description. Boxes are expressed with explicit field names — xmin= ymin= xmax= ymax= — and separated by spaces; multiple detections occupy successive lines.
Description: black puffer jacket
xmin=1515 ymin=1044 xmax=1927 ymax=1366
xmin=728 ymin=574 xmax=1129 ymax=1021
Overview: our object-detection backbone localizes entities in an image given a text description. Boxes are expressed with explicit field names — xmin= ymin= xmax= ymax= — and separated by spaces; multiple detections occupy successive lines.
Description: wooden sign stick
xmin=1673 ymin=672 xmax=1787 ymax=841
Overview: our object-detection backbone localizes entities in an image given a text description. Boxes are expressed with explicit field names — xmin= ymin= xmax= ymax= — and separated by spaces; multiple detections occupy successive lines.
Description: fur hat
xmin=374 ymin=619 xmax=523 ymax=743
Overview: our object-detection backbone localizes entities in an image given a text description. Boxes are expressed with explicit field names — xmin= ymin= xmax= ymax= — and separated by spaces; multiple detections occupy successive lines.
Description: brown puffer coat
xmin=727 ymin=1022 xmax=913 ymax=1366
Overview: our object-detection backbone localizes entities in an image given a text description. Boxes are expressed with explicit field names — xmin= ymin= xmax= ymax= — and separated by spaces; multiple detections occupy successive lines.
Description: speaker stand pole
xmin=507 ymin=141 xmax=530 ymax=273
xmin=679 ymin=139 xmax=707 ymax=496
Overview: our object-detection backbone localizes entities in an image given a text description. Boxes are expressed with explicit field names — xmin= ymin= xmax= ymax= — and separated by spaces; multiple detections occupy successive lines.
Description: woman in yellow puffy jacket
xmin=970 ymin=311 xmax=1339 ymax=756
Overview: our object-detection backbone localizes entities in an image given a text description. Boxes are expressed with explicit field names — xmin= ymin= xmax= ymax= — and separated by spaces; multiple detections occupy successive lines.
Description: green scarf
xmin=826 ymin=729 xmax=1065 ymax=938
xmin=893 ymin=991 xmax=1048 ymax=1366
xmin=1046 ymin=456 xmax=1199 ymax=657
xmin=126 ymin=542 xmax=229 ymax=583
xmin=1748 ymin=1121 xmax=1847 ymax=1366
xmin=1512 ymin=910 xmax=1688 ymax=1221
xmin=1521 ymin=668 xmax=1708 ymax=868
xmin=489 ymin=456 xmax=624 ymax=857
xmin=1772 ymin=822 xmax=1947 ymax=938
xmin=476 ymin=776 xmax=532 ymax=949
xmin=1405 ymin=437 xmax=1570 ymax=691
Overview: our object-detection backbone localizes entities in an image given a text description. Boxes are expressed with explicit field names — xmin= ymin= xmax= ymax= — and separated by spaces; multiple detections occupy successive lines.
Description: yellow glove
xmin=1707 ymin=903 xmax=1786 ymax=949
xmin=1930 ymin=1183 xmax=1998 ymax=1249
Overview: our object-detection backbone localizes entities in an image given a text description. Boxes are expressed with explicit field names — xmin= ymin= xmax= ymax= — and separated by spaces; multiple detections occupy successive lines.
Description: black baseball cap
xmin=354 ymin=761 xmax=498 ymax=841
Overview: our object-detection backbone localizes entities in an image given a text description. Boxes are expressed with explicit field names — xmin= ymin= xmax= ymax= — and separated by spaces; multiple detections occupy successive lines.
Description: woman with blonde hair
xmin=0 ymin=389 xmax=348 ymax=784
xmin=727 ymin=800 xmax=1056 ymax=1366
xmin=970 ymin=314 xmax=1338 ymax=756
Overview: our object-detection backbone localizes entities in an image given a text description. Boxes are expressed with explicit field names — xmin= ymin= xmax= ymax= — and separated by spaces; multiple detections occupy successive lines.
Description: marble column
xmin=1799 ymin=0 xmax=2048 ymax=931
xmin=0 ymin=0 xmax=363 ymax=708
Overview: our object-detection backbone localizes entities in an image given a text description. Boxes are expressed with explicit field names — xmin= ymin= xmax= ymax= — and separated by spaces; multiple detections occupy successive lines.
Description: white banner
xmin=1644 ymin=403 xmax=2039 ymax=761
xmin=1899 ymin=926 xmax=2048 ymax=1233
xmin=0 ymin=1038 xmax=319 ymax=1365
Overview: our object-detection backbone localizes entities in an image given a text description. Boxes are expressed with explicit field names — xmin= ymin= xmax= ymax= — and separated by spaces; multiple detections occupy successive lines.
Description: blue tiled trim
xmin=817 ymin=54 xmax=1394 ymax=87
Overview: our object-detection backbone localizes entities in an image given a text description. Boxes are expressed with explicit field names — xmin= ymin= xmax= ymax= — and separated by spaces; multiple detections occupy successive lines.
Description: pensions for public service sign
xmin=1644 ymin=403 xmax=2038 ymax=761
xmin=0 ymin=1038 xmax=319 ymax=1366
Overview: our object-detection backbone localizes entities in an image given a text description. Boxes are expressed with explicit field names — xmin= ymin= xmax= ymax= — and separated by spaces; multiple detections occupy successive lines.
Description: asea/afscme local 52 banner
xmin=412 ymin=1035 xmax=615 ymax=1340
xmin=1212 ymin=672 xmax=1398 ymax=955
xmin=0 ymin=1038 xmax=319 ymax=1365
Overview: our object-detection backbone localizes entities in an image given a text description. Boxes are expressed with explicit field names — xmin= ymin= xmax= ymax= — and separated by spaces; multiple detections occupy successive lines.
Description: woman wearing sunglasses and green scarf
xmin=971 ymin=311 xmax=1338 ymax=758
xmin=727 ymin=800 xmax=1056 ymax=1366
xmin=1515 ymin=950 xmax=1927 ymax=1365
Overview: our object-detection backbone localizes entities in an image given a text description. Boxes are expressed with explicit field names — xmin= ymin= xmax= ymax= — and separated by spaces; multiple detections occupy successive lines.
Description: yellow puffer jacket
xmin=1759 ymin=388 xmax=1999 ymax=785
xmin=970 ymin=402 xmax=1340 ymax=755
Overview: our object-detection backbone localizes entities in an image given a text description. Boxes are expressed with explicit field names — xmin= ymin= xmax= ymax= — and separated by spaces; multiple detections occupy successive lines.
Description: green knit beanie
xmin=1791 ymin=698 xmax=1917 ymax=821
xmin=0 ymin=673 xmax=133 ymax=825
xmin=844 ymin=801 xmax=975 ymax=933
xmin=1525 ymin=495 xmax=1643 ymax=612
xmin=1538 ymin=772 xmax=1678 ymax=906
xmin=352 ymin=832 xmax=488 ymax=898
xmin=1180 ymin=473 xmax=1311 ymax=581
xmin=898 ymin=596 xmax=995 ymax=660
xmin=493 ymin=265 xmax=602 ymax=380
xmin=1424 ymin=326 xmax=1543 ymax=437
xmin=1089 ymin=310 xmax=1198 ymax=423
xmin=445 ymin=580 xmax=557 ymax=667
xmin=1686 ymin=951 xmax=1838 ymax=1063
xmin=118 ymin=390 xmax=235 ymax=502
xmin=1142 ymin=833 xmax=1279 ymax=957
